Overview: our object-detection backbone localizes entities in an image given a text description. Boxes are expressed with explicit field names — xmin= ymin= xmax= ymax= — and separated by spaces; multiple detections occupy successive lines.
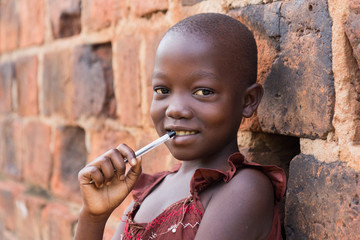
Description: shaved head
xmin=163 ymin=13 xmax=257 ymax=87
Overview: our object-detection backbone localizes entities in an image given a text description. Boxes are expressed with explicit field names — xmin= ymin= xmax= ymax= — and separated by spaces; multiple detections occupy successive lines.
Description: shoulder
xmin=195 ymin=168 xmax=275 ymax=240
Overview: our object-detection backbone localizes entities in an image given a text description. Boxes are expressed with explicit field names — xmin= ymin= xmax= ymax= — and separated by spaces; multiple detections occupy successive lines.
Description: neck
xmin=177 ymin=141 xmax=239 ymax=175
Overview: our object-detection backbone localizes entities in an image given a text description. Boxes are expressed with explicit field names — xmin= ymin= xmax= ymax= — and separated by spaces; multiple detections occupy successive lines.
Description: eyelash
xmin=153 ymin=87 xmax=215 ymax=97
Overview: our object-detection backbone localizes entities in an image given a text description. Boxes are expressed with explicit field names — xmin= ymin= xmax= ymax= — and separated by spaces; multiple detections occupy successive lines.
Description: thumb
xmin=124 ymin=158 xmax=142 ymax=188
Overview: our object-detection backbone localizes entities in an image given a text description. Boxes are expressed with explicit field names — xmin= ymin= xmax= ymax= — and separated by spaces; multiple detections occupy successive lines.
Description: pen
xmin=89 ymin=131 xmax=176 ymax=184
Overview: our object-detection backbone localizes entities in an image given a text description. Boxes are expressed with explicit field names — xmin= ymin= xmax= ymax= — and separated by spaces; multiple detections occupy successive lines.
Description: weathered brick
xmin=51 ymin=126 xmax=87 ymax=202
xmin=41 ymin=203 xmax=78 ymax=240
xmin=182 ymin=0 xmax=205 ymax=6
xmin=345 ymin=0 xmax=360 ymax=67
xmin=42 ymin=50 xmax=73 ymax=118
xmin=18 ymin=0 xmax=45 ymax=47
xmin=14 ymin=56 xmax=39 ymax=116
xmin=130 ymin=0 xmax=168 ymax=17
xmin=0 ymin=0 xmax=19 ymax=53
xmin=234 ymin=0 xmax=334 ymax=139
xmin=82 ymin=0 xmax=123 ymax=31
xmin=89 ymin=127 xmax=136 ymax=161
xmin=0 ymin=118 xmax=23 ymax=180
xmin=49 ymin=0 xmax=81 ymax=39
xmin=15 ymin=192 xmax=47 ymax=240
xmin=0 ymin=180 xmax=24 ymax=233
xmin=0 ymin=62 xmax=14 ymax=114
xmin=73 ymin=43 xmax=116 ymax=119
xmin=285 ymin=154 xmax=360 ymax=239
xmin=143 ymin=26 xmax=169 ymax=127
xmin=115 ymin=33 xmax=141 ymax=127
xmin=138 ymin=131 xmax=172 ymax=174
xmin=22 ymin=120 xmax=52 ymax=189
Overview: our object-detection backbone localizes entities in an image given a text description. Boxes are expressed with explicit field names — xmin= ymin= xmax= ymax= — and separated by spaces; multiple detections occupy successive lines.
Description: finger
xmin=116 ymin=144 xmax=137 ymax=166
xmin=125 ymin=158 xmax=142 ymax=188
xmin=99 ymin=156 xmax=116 ymax=185
xmin=104 ymin=148 xmax=126 ymax=178
xmin=87 ymin=166 xmax=105 ymax=188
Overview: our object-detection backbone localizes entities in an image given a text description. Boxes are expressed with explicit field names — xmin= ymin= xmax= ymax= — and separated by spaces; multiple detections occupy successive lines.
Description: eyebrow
xmin=152 ymin=70 xmax=219 ymax=81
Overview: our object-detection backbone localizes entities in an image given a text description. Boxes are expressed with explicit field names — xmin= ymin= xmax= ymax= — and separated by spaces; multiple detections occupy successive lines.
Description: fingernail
xmin=131 ymin=158 xmax=137 ymax=165
xmin=119 ymin=175 xmax=125 ymax=181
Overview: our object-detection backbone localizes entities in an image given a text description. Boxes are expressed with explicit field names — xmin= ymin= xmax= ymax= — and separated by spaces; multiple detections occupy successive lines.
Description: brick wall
xmin=0 ymin=0 xmax=359 ymax=239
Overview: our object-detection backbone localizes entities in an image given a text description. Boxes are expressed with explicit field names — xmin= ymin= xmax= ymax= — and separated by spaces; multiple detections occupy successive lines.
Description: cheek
xmin=150 ymin=101 xmax=163 ymax=125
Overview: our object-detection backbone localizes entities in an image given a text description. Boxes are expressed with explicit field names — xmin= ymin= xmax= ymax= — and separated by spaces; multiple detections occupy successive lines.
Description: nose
xmin=165 ymin=95 xmax=193 ymax=119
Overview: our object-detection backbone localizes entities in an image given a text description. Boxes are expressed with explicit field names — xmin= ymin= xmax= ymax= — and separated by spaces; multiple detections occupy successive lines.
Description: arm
xmin=75 ymin=145 xmax=142 ymax=240
xmin=195 ymin=168 xmax=275 ymax=240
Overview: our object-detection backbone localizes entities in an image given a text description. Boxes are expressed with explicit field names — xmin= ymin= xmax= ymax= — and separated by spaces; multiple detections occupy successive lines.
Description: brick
xmin=234 ymin=0 xmax=334 ymax=139
xmin=42 ymin=50 xmax=73 ymax=118
xmin=115 ymin=33 xmax=141 ymax=127
xmin=51 ymin=126 xmax=87 ymax=202
xmin=345 ymin=0 xmax=360 ymax=67
xmin=130 ymin=0 xmax=168 ymax=17
xmin=18 ymin=0 xmax=45 ymax=48
xmin=0 ymin=0 xmax=19 ymax=52
xmin=285 ymin=154 xmax=360 ymax=239
xmin=182 ymin=0 xmax=205 ymax=6
xmin=14 ymin=56 xmax=39 ymax=116
xmin=41 ymin=203 xmax=78 ymax=240
xmin=49 ymin=0 xmax=81 ymax=39
xmin=22 ymin=120 xmax=52 ymax=189
xmin=82 ymin=0 xmax=123 ymax=32
xmin=73 ymin=43 xmax=116 ymax=119
xmin=0 ymin=180 xmax=24 ymax=233
xmin=15 ymin=192 xmax=47 ymax=240
xmin=0 ymin=62 xmax=14 ymax=114
xmin=89 ymin=127 xmax=136 ymax=161
xmin=143 ymin=26 xmax=169 ymax=127
xmin=0 ymin=118 xmax=23 ymax=180
xmin=137 ymin=131 xmax=172 ymax=174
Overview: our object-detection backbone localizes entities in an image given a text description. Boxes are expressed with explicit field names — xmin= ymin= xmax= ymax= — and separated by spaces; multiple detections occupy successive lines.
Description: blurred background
xmin=0 ymin=0 xmax=359 ymax=239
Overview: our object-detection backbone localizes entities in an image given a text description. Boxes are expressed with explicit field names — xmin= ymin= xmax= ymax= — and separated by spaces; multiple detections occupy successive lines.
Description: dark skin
xmin=75 ymin=31 xmax=273 ymax=240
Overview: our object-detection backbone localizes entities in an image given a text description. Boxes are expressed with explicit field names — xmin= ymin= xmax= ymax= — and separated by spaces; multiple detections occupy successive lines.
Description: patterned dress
xmin=121 ymin=152 xmax=286 ymax=240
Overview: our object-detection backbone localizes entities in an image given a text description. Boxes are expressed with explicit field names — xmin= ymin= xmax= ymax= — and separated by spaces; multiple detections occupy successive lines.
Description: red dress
xmin=121 ymin=152 xmax=286 ymax=240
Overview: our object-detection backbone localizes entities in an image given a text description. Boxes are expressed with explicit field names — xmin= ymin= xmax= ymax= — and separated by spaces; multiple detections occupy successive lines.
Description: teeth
xmin=175 ymin=130 xmax=197 ymax=136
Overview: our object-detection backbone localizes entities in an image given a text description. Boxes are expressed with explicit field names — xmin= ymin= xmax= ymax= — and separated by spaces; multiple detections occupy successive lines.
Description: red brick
xmin=137 ymin=131 xmax=172 ymax=174
xmin=0 ymin=118 xmax=23 ymax=180
xmin=0 ymin=180 xmax=24 ymax=233
xmin=22 ymin=120 xmax=52 ymax=189
xmin=130 ymin=0 xmax=168 ymax=17
xmin=41 ymin=203 xmax=78 ymax=240
xmin=14 ymin=192 xmax=47 ymax=240
xmin=49 ymin=0 xmax=81 ymax=39
xmin=14 ymin=56 xmax=39 ymax=116
xmin=0 ymin=62 xmax=14 ymax=114
xmin=0 ymin=0 xmax=19 ymax=53
xmin=115 ymin=32 xmax=142 ymax=127
xmin=82 ymin=0 xmax=123 ymax=31
xmin=73 ymin=43 xmax=116 ymax=119
xmin=143 ymin=26 xmax=169 ymax=127
xmin=18 ymin=0 xmax=45 ymax=47
xmin=42 ymin=50 xmax=73 ymax=118
xmin=51 ymin=126 xmax=87 ymax=202
xmin=89 ymin=127 xmax=136 ymax=161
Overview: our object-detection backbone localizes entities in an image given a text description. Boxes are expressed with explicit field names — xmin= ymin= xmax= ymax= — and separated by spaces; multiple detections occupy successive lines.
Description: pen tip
xmin=168 ymin=130 xmax=176 ymax=138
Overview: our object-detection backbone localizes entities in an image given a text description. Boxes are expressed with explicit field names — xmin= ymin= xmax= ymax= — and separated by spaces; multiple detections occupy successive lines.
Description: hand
xmin=78 ymin=144 xmax=142 ymax=217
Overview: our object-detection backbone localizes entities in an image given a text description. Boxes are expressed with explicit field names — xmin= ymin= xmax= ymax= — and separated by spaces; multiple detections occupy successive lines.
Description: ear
xmin=242 ymin=83 xmax=264 ymax=118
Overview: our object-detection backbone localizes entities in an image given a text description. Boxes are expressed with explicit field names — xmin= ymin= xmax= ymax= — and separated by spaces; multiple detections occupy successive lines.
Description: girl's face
xmin=150 ymin=32 xmax=246 ymax=164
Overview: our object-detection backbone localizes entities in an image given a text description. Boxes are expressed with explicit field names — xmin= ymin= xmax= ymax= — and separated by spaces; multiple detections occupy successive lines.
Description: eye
xmin=194 ymin=89 xmax=215 ymax=96
xmin=154 ymin=87 xmax=170 ymax=94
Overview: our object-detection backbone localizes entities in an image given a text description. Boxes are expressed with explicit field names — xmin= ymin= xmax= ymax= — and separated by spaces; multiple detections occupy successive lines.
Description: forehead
xmin=153 ymin=32 xmax=246 ymax=91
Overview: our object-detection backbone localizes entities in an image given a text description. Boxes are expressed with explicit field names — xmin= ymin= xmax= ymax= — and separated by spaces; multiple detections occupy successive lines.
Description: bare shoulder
xmin=195 ymin=168 xmax=275 ymax=240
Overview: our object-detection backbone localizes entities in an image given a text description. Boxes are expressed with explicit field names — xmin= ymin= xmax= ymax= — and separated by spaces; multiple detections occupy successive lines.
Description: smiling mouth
xmin=167 ymin=130 xmax=198 ymax=136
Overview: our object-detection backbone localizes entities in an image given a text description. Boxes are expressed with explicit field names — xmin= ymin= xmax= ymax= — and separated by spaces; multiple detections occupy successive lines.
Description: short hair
xmin=165 ymin=13 xmax=257 ymax=86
